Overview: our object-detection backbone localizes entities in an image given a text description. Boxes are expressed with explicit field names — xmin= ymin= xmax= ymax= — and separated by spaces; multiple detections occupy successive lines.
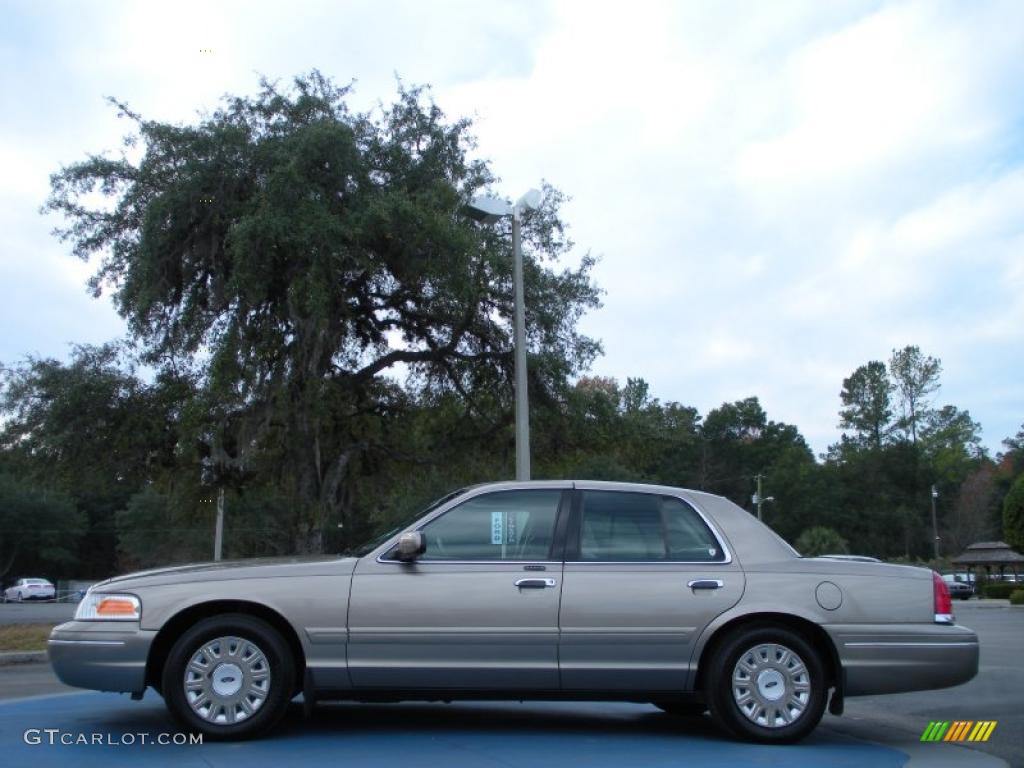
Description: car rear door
xmin=559 ymin=485 xmax=744 ymax=692
xmin=348 ymin=485 xmax=570 ymax=690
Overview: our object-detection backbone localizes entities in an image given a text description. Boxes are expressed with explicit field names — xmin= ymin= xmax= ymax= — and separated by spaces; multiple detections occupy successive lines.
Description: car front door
xmin=559 ymin=486 xmax=744 ymax=692
xmin=348 ymin=485 xmax=570 ymax=690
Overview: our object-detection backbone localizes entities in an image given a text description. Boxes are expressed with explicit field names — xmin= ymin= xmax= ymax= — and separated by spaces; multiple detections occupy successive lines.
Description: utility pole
xmin=756 ymin=474 xmax=764 ymax=521
xmin=214 ymin=487 xmax=225 ymax=561
xmin=751 ymin=474 xmax=775 ymax=522
xmin=751 ymin=474 xmax=774 ymax=522
xmin=930 ymin=484 xmax=940 ymax=561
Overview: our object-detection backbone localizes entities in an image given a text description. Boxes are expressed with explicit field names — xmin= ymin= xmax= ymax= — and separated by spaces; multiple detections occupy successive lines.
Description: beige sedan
xmin=49 ymin=481 xmax=979 ymax=743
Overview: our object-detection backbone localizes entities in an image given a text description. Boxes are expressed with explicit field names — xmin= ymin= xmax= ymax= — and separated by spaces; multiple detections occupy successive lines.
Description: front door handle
xmin=687 ymin=579 xmax=724 ymax=590
xmin=515 ymin=578 xmax=557 ymax=589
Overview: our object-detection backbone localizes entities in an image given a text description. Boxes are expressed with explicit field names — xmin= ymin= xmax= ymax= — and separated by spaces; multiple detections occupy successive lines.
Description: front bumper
xmin=827 ymin=622 xmax=979 ymax=696
xmin=48 ymin=621 xmax=156 ymax=694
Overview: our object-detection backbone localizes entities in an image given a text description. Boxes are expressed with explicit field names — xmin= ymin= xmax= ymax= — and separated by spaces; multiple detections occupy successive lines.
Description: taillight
xmin=933 ymin=571 xmax=954 ymax=624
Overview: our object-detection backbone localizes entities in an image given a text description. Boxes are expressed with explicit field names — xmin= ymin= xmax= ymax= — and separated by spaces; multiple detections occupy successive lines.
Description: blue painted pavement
xmin=0 ymin=692 xmax=908 ymax=767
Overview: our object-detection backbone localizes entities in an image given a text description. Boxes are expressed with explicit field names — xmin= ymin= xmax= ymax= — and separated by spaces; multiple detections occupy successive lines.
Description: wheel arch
xmin=694 ymin=612 xmax=842 ymax=694
xmin=145 ymin=600 xmax=307 ymax=694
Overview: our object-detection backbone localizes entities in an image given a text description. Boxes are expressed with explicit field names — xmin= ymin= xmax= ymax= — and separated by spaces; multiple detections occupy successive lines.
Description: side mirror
xmin=394 ymin=532 xmax=426 ymax=561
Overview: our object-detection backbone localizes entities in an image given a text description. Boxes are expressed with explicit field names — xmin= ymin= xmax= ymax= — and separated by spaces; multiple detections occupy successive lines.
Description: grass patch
xmin=0 ymin=623 xmax=55 ymax=652
xmin=982 ymin=582 xmax=1017 ymax=599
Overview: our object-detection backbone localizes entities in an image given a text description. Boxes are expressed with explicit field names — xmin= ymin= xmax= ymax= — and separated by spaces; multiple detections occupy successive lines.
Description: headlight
xmin=74 ymin=593 xmax=141 ymax=621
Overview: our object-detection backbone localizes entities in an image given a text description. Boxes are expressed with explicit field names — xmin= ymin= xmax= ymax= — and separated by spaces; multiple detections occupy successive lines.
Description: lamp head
xmin=464 ymin=195 xmax=512 ymax=225
xmin=517 ymin=188 xmax=542 ymax=211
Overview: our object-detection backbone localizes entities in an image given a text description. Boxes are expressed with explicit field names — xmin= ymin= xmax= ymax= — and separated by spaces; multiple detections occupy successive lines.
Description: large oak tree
xmin=46 ymin=72 xmax=601 ymax=551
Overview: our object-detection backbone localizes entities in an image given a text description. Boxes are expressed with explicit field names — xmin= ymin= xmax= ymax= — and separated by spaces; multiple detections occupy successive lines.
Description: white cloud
xmin=736 ymin=3 xmax=986 ymax=185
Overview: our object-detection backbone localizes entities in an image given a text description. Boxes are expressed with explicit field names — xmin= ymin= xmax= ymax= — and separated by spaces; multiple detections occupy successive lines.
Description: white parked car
xmin=3 ymin=578 xmax=56 ymax=602
xmin=941 ymin=574 xmax=973 ymax=600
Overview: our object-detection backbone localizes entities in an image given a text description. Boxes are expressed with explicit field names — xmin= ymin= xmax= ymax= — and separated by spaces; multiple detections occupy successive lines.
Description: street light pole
xmin=931 ymin=484 xmax=940 ymax=560
xmin=511 ymin=206 xmax=530 ymax=481
xmin=464 ymin=189 xmax=542 ymax=482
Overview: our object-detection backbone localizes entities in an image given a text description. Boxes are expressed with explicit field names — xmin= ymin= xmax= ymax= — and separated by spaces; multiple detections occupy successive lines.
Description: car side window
xmin=418 ymin=490 xmax=562 ymax=561
xmin=579 ymin=491 xmax=724 ymax=562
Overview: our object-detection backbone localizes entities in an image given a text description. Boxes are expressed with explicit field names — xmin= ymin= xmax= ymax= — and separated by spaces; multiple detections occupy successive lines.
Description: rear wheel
xmin=161 ymin=614 xmax=295 ymax=740
xmin=704 ymin=625 xmax=827 ymax=743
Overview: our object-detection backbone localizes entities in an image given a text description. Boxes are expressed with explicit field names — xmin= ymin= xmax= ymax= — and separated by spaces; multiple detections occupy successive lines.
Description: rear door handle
xmin=687 ymin=579 xmax=724 ymax=590
xmin=515 ymin=578 xmax=557 ymax=589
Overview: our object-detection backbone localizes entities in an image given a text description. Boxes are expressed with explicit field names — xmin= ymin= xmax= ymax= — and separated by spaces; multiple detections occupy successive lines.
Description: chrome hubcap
xmin=731 ymin=643 xmax=810 ymax=728
xmin=183 ymin=636 xmax=271 ymax=725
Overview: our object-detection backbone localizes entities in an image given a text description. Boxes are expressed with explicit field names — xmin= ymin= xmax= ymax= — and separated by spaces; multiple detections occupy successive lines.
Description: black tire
xmin=161 ymin=613 xmax=295 ymax=740
xmin=654 ymin=700 xmax=707 ymax=717
xmin=704 ymin=624 xmax=827 ymax=743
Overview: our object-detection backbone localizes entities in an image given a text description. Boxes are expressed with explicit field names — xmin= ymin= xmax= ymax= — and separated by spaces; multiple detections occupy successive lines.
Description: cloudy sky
xmin=1 ymin=0 xmax=1021 ymax=455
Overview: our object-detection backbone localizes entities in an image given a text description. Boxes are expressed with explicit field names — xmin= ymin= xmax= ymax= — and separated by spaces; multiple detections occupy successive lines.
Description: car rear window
xmin=578 ymin=491 xmax=725 ymax=562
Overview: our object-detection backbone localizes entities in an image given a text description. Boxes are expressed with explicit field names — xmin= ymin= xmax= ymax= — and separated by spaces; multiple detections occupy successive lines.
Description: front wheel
xmin=161 ymin=614 xmax=295 ymax=740
xmin=704 ymin=625 xmax=827 ymax=743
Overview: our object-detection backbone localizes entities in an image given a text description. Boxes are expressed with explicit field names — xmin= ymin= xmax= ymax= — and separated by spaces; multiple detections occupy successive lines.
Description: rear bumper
xmin=827 ymin=623 xmax=979 ymax=696
xmin=48 ymin=621 xmax=156 ymax=694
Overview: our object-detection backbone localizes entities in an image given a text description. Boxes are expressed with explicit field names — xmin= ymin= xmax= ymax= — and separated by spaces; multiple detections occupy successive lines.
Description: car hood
xmin=92 ymin=554 xmax=358 ymax=590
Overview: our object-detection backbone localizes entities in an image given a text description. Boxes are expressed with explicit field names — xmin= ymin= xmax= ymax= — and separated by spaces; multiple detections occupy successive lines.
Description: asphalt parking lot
xmin=0 ymin=602 xmax=75 ymax=626
xmin=0 ymin=601 xmax=1017 ymax=767
xmin=831 ymin=602 xmax=1022 ymax=767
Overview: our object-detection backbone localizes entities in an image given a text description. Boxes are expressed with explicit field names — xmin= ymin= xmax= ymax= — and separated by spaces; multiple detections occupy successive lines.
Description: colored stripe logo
xmin=921 ymin=721 xmax=997 ymax=742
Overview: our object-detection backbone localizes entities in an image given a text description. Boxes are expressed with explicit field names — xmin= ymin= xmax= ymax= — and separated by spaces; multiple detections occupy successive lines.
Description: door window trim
xmin=375 ymin=489 xmax=573 ymax=565
xmin=565 ymin=489 xmax=733 ymax=565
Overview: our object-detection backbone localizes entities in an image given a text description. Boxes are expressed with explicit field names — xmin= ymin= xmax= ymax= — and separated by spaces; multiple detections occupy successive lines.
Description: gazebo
xmin=951 ymin=541 xmax=1024 ymax=584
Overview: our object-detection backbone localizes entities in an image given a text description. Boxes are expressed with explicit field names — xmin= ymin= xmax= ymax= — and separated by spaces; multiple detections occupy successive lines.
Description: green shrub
xmin=983 ymin=582 xmax=1018 ymax=599
xmin=795 ymin=526 xmax=849 ymax=557
xmin=1010 ymin=589 xmax=1024 ymax=606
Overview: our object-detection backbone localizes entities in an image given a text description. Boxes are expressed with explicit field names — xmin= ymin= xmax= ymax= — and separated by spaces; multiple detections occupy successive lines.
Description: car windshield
xmin=342 ymin=488 xmax=468 ymax=558
xmin=25 ymin=579 xmax=50 ymax=585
